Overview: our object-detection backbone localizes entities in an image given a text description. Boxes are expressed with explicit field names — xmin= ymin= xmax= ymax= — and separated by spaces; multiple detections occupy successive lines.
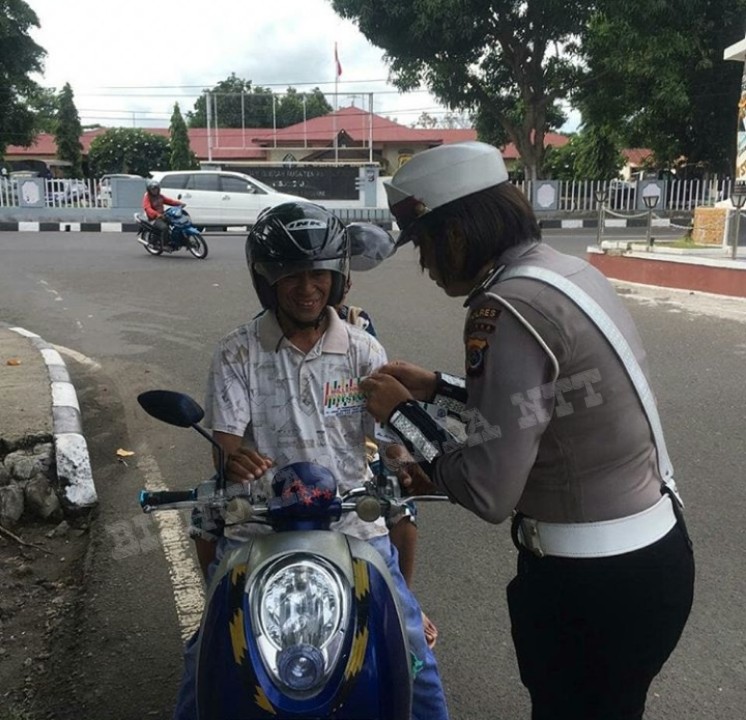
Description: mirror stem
xmin=192 ymin=424 xmax=227 ymax=492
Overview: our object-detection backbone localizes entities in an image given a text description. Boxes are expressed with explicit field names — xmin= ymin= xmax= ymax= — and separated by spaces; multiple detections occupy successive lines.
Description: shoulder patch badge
xmin=466 ymin=337 xmax=489 ymax=377
xmin=466 ymin=320 xmax=496 ymax=335
xmin=468 ymin=306 xmax=500 ymax=322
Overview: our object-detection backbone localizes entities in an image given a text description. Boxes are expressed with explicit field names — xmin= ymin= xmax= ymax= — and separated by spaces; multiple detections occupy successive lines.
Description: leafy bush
xmin=88 ymin=128 xmax=169 ymax=177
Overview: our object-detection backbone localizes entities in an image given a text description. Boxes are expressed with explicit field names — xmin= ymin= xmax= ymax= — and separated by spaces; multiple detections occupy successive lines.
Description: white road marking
xmin=53 ymin=344 xmax=102 ymax=371
xmin=39 ymin=343 xmax=202 ymax=638
xmin=136 ymin=449 xmax=205 ymax=641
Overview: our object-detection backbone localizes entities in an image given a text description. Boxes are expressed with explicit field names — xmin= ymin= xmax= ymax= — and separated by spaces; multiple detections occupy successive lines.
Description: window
xmin=189 ymin=174 xmax=220 ymax=191
xmin=220 ymin=175 xmax=259 ymax=194
xmin=160 ymin=174 xmax=189 ymax=190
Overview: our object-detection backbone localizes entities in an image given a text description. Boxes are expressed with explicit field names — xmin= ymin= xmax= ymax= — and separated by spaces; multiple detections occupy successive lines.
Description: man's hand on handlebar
xmin=225 ymin=448 xmax=274 ymax=483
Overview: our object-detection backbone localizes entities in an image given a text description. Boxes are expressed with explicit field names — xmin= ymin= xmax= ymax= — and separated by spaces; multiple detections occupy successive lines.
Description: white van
xmin=149 ymin=170 xmax=305 ymax=226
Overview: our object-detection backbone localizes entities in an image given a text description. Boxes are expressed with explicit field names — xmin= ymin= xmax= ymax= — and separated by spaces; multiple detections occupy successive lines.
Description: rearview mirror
xmin=137 ymin=390 xmax=204 ymax=427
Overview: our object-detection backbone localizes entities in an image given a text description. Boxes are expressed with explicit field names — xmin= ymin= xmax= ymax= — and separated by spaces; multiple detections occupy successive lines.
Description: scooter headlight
xmin=251 ymin=555 xmax=349 ymax=696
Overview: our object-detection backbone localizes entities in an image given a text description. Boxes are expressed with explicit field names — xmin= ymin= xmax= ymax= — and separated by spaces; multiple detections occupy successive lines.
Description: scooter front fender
xmin=195 ymin=531 xmax=412 ymax=719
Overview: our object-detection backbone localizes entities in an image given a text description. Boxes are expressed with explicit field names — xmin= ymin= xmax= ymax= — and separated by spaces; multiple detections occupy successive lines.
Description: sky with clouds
xmin=25 ymin=0 xmax=453 ymax=130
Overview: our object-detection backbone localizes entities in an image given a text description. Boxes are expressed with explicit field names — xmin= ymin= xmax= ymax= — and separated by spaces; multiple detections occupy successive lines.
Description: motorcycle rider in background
xmin=142 ymin=179 xmax=184 ymax=248
xmin=176 ymin=201 xmax=449 ymax=720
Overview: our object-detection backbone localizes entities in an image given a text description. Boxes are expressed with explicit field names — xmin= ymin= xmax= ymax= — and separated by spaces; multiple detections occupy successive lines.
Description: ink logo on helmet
xmin=286 ymin=219 xmax=328 ymax=231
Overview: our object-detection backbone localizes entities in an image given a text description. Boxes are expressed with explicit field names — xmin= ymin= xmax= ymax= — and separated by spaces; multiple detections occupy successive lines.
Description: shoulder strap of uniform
xmin=495 ymin=264 xmax=681 ymax=506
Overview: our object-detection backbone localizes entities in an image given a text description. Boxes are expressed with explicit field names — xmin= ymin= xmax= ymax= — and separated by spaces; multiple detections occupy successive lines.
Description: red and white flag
xmin=334 ymin=42 xmax=343 ymax=77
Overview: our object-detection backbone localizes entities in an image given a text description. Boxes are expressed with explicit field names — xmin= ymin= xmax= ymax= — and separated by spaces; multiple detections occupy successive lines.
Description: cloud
xmin=26 ymin=0 xmax=442 ymax=127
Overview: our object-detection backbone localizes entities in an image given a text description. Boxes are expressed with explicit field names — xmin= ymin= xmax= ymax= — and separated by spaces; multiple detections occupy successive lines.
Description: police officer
xmin=361 ymin=141 xmax=695 ymax=720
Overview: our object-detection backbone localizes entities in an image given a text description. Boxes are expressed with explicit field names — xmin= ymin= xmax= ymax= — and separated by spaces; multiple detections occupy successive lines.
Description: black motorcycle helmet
xmin=246 ymin=202 xmax=350 ymax=309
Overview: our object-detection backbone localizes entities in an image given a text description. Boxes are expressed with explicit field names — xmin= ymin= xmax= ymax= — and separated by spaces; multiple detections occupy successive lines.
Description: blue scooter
xmin=137 ymin=389 xmax=445 ymax=719
xmin=134 ymin=206 xmax=208 ymax=259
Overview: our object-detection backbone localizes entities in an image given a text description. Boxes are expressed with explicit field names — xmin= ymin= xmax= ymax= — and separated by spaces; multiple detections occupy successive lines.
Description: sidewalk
xmin=588 ymin=241 xmax=746 ymax=298
xmin=0 ymin=325 xmax=96 ymax=528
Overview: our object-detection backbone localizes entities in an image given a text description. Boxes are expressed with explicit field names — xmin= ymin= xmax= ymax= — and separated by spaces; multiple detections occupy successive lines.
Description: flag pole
xmin=334 ymin=42 xmax=339 ymax=163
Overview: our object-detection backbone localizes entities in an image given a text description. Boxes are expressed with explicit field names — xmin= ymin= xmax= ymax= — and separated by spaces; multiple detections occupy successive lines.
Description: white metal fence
xmin=0 ymin=177 xmax=103 ymax=209
xmin=513 ymin=177 xmax=732 ymax=212
xmin=0 ymin=175 xmax=733 ymax=212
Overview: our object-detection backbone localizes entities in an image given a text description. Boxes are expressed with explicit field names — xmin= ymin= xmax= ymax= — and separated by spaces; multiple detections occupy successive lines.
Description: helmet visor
xmin=254 ymin=257 xmax=349 ymax=287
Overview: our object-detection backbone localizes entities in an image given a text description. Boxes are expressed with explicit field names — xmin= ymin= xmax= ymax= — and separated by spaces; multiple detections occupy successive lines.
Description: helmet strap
xmin=275 ymin=306 xmax=328 ymax=335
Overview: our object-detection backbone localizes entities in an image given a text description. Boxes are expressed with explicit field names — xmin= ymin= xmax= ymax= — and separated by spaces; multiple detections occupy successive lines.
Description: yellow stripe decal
xmin=254 ymin=685 xmax=277 ymax=715
xmin=345 ymin=625 xmax=369 ymax=679
xmin=352 ymin=559 xmax=369 ymax=600
xmin=231 ymin=564 xmax=247 ymax=586
xmin=229 ymin=608 xmax=247 ymax=665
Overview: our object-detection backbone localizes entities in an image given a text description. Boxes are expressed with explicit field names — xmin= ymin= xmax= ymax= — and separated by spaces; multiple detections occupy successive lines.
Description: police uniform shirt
xmin=433 ymin=242 xmax=664 ymax=525
xmin=204 ymin=307 xmax=388 ymax=541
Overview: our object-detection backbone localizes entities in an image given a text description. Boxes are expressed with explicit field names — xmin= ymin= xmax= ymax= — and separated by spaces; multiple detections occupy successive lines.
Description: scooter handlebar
xmin=139 ymin=489 xmax=197 ymax=512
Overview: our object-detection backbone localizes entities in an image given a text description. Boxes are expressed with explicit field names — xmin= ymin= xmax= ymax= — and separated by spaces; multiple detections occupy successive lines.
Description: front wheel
xmin=144 ymin=231 xmax=163 ymax=256
xmin=187 ymin=233 xmax=208 ymax=259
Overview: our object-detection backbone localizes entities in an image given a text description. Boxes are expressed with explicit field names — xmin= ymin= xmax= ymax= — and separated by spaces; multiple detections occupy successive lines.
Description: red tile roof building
xmin=4 ymin=105 xmax=569 ymax=176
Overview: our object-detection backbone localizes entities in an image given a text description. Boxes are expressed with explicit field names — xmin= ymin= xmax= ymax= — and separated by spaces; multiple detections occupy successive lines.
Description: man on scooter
xmin=174 ymin=201 xmax=449 ymax=720
xmin=142 ymin=178 xmax=184 ymax=248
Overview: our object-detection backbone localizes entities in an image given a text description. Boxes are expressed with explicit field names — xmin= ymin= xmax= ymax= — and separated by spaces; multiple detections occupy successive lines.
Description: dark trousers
xmin=153 ymin=217 xmax=170 ymax=246
xmin=507 ymin=523 xmax=694 ymax=720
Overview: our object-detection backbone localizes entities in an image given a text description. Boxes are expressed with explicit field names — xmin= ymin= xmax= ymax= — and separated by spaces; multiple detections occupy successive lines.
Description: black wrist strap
xmin=387 ymin=399 xmax=449 ymax=463
xmin=433 ymin=371 xmax=467 ymax=412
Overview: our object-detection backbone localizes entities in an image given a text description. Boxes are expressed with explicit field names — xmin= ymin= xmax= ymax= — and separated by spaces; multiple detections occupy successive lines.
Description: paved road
xmin=0 ymin=228 xmax=744 ymax=719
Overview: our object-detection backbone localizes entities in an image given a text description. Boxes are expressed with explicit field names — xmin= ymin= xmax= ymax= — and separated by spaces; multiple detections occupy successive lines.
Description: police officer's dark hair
xmin=411 ymin=183 xmax=542 ymax=285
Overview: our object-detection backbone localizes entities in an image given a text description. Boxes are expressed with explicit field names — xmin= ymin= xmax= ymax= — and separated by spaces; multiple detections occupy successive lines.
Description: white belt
xmin=517 ymin=495 xmax=677 ymax=559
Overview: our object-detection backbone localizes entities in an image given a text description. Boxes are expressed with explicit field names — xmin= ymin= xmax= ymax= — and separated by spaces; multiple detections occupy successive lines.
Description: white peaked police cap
xmin=384 ymin=141 xmax=509 ymax=243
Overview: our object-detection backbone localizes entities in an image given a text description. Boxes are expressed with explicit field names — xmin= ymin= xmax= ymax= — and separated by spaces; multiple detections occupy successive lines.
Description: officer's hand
xmin=361 ymin=373 xmax=412 ymax=423
xmin=383 ymin=445 xmax=439 ymax=496
xmin=225 ymin=448 xmax=274 ymax=483
xmin=398 ymin=462 xmax=439 ymax=496
xmin=375 ymin=361 xmax=436 ymax=402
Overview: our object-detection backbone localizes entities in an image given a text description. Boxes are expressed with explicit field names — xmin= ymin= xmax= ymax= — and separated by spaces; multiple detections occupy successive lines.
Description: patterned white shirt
xmin=204 ymin=307 xmax=388 ymax=540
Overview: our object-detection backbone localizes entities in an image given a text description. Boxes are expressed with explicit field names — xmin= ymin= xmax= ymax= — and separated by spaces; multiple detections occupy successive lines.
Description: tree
xmin=88 ymin=128 xmax=169 ymax=177
xmin=331 ymin=0 xmax=588 ymax=179
xmin=187 ymin=73 xmax=273 ymax=128
xmin=27 ymin=85 xmax=58 ymax=134
xmin=188 ymin=74 xmax=332 ymax=129
xmin=169 ymin=103 xmax=198 ymax=170
xmin=543 ymin=128 xmax=624 ymax=181
xmin=0 ymin=0 xmax=46 ymax=156
xmin=578 ymin=0 xmax=746 ymax=176
xmin=276 ymin=88 xmax=332 ymax=128
xmin=411 ymin=112 xmax=439 ymax=129
xmin=55 ymin=83 xmax=83 ymax=177
xmin=573 ymin=127 xmax=624 ymax=181
xmin=411 ymin=110 xmax=472 ymax=129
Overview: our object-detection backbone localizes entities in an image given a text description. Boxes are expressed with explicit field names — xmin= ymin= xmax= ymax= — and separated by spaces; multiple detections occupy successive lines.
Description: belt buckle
xmin=520 ymin=518 xmax=544 ymax=558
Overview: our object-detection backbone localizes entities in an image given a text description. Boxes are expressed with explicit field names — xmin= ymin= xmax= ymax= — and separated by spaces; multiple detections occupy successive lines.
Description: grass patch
xmin=655 ymin=235 xmax=715 ymax=249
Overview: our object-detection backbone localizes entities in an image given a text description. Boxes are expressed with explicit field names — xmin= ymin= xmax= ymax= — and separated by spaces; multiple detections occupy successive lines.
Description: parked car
xmin=96 ymin=173 xmax=143 ymax=205
xmin=46 ymin=179 xmax=91 ymax=205
xmin=148 ymin=170 xmax=305 ymax=226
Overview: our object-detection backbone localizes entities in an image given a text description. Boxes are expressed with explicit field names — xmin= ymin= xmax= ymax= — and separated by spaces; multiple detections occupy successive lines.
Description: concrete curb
xmin=0 ymin=221 xmax=140 ymax=233
xmin=0 ymin=217 xmax=692 ymax=232
xmin=8 ymin=327 xmax=97 ymax=508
